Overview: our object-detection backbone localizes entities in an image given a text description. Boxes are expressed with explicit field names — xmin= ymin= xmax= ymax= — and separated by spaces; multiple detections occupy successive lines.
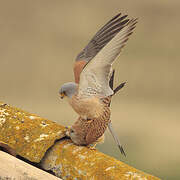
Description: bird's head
xmin=65 ymin=126 xmax=77 ymax=143
xmin=59 ymin=82 xmax=77 ymax=99
xmin=66 ymin=126 xmax=85 ymax=145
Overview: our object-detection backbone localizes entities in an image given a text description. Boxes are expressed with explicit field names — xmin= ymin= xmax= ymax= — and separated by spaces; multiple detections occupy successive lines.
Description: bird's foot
xmin=81 ymin=115 xmax=93 ymax=123
xmin=87 ymin=143 xmax=97 ymax=150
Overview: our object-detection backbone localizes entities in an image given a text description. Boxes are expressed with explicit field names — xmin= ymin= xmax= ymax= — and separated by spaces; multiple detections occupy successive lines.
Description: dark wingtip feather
xmin=120 ymin=17 xmax=129 ymax=26
xmin=119 ymin=145 xmax=126 ymax=157
xmin=110 ymin=13 xmax=122 ymax=22
xmin=75 ymin=13 xmax=137 ymax=66
xmin=119 ymin=15 xmax=128 ymax=21
xmin=128 ymin=18 xmax=138 ymax=27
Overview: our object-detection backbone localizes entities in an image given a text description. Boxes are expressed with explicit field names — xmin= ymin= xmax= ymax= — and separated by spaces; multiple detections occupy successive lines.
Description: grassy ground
xmin=0 ymin=0 xmax=180 ymax=179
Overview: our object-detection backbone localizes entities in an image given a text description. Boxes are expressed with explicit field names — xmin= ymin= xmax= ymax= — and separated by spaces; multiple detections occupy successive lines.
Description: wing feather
xmin=74 ymin=13 xmax=131 ymax=84
xmin=75 ymin=13 xmax=129 ymax=62
xmin=78 ymin=19 xmax=137 ymax=97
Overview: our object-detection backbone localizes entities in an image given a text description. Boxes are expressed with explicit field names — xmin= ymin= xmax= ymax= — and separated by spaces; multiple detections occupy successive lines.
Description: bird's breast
xmin=69 ymin=95 xmax=105 ymax=119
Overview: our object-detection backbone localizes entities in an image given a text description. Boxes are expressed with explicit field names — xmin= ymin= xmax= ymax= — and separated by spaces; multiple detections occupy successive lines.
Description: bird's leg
xmin=86 ymin=118 xmax=93 ymax=123
xmin=81 ymin=116 xmax=93 ymax=123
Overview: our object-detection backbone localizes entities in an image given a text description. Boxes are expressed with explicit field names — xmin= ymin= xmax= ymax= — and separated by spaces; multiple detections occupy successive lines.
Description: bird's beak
xmin=65 ymin=126 xmax=71 ymax=136
xmin=60 ymin=92 xmax=65 ymax=99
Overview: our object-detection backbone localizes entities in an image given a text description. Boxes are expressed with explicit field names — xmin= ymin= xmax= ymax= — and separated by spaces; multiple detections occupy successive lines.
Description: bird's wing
xmin=86 ymin=128 xmax=98 ymax=145
xmin=73 ymin=13 xmax=130 ymax=83
xmin=78 ymin=18 xmax=137 ymax=97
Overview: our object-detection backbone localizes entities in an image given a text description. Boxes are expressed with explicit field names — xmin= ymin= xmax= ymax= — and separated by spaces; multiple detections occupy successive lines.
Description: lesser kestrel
xmin=59 ymin=13 xmax=137 ymax=155
xmin=67 ymin=70 xmax=127 ymax=155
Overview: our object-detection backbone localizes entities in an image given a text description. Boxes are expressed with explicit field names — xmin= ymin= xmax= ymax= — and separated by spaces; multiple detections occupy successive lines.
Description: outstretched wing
xmin=78 ymin=18 xmax=137 ymax=97
xmin=73 ymin=13 xmax=130 ymax=83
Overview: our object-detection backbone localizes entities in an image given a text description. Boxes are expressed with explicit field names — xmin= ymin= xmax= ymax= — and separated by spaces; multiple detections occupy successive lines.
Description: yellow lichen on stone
xmin=0 ymin=102 xmax=66 ymax=162
xmin=41 ymin=140 xmax=160 ymax=180
xmin=0 ymin=102 xmax=160 ymax=179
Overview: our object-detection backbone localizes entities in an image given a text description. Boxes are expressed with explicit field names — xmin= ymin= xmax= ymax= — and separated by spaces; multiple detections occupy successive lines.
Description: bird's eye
xmin=70 ymin=129 xmax=74 ymax=133
xmin=60 ymin=91 xmax=66 ymax=99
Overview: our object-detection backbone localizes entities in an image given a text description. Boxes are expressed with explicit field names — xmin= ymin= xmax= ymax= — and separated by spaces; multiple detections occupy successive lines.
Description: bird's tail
xmin=108 ymin=69 xmax=126 ymax=156
xmin=108 ymin=122 xmax=126 ymax=156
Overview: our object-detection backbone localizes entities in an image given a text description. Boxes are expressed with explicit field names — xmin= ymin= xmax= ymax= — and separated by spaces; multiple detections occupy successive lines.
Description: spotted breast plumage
xmin=59 ymin=13 xmax=137 ymax=155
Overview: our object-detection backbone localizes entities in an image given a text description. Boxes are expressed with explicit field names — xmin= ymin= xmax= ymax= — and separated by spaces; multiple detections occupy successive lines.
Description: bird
xmin=66 ymin=70 xmax=127 ymax=156
xmin=59 ymin=13 xmax=137 ymax=155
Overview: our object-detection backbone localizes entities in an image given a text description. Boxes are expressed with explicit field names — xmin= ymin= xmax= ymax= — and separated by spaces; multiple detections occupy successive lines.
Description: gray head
xmin=59 ymin=82 xmax=77 ymax=99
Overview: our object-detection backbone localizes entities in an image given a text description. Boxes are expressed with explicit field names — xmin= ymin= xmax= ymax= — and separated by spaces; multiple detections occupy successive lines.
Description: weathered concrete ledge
xmin=0 ymin=101 xmax=160 ymax=180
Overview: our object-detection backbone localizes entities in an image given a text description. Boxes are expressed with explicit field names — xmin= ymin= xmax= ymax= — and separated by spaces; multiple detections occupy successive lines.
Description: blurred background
xmin=0 ymin=0 xmax=179 ymax=179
